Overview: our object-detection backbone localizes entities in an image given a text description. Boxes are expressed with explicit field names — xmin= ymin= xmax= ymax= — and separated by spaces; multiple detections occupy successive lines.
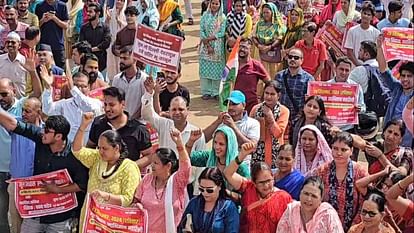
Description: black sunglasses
xmin=287 ymin=55 xmax=302 ymax=60
xmin=0 ymin=92 xmax=9 ymax=97
xmin=199 ymin=187 xmax=216 ymax=194
xmin=361 ymin=209 xmax=378 ymax=217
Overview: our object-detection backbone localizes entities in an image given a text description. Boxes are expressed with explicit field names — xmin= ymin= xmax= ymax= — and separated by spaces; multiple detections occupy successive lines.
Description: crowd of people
xmin=0 ymin=0 xmax=412 ymax=232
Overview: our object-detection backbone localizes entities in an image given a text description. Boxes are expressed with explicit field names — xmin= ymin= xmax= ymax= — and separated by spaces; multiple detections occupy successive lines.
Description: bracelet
xmin=397 ymin=181 xmax=405 ymax=191
xmin=177 ymin=146 xmax=185 ymax=152
xmin=79 ymin=128 xmax=86 ymax=132
xmin=234 ymin=156 xmax=242 ymax=165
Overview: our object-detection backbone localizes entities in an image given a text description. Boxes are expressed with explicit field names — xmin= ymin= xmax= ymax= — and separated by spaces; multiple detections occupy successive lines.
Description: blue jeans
xmin=0 ymin=172 xmax=10 ymax=233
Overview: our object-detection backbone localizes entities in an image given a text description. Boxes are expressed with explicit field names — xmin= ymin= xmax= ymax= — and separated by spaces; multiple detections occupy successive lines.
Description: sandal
xmin=188 ymin=18 xmax=194 ymax=25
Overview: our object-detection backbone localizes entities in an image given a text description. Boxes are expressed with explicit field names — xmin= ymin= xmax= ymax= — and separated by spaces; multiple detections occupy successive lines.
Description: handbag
xmin=259 ymin=45 xmax=282 ymax=63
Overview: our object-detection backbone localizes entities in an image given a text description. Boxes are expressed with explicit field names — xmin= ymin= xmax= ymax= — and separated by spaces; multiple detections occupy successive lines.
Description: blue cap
xmin=227 ymin=90 xmax=246 ymax=104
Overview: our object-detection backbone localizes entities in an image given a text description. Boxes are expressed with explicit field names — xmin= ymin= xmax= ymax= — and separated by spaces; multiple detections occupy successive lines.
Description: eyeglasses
xmin=287 ymin=55 xmax=302 ymax=60
xmin=256 ymin=179 xmax=274 ymax=186
xmin=361 ymin=209 xmax=378 ymax=217
xmin=199 ymin=186 xmax=217 ymax=194
xmin=0 ymin=92 xmax=9 ymax=97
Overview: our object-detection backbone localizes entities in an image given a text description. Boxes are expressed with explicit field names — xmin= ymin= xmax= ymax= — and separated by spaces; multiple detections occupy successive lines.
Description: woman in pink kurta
xmin=135 ymin=129 xmax=191 ymax=233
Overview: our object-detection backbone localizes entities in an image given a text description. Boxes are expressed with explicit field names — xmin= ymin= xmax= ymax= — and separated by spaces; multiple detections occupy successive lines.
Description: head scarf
xmin=320 ymin=0 xmax=341 ymax=22
xmin=158 ymin=0 xmax=179 ymax=23
xmin=137 ymin=0 xmax=160 ymax=29
xmin=336 ymin=0 xmax=360 ymax=28
xmin=109 ymin=0 xmax=127 ymax=34
xmin=256 ymin=3 xmax=286 ymax=44
xmin=283 ymin=8 xmax=304 ymax=48
xmin=227 ymin=0 xmax=247 ymax=39
xmin=294 ymin=124 xmax=333 ymax=175
xmin=206 ymin=125 xmax=239 ymax=167
xmin=66 ymin=0 xmax=84 ymax=38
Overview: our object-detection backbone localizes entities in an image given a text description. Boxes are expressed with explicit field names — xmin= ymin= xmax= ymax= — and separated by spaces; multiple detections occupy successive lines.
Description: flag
xmin=219 ymin=39 xmax=240 ymax=112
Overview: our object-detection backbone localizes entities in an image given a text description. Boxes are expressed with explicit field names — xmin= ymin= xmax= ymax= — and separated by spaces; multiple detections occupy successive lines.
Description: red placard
xmin=52 ymin=75 xmax=67 ymax=101
xmin=10 ymin=169 xmax=78 ymax=218
xmin=382 ymin=27 xmax=414 ymax=62
xmin=316 ymin=23 xmax=346 ymax=57
xmin=133 ymin=24 xmax=183 ymax=73
xmin=307 ymin=81 xmax=359 ymax=125
xmin=83 ymin=195 xmax=148 ymax=233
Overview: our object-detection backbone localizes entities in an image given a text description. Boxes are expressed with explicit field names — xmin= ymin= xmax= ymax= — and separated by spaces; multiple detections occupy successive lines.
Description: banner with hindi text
xmin=316 ymin=23 xmax=346 ymax=58
xmin=382 ymin=27 xmax=414 ymax=61
xmin=307 ymin=81 xmax=359 ymax=125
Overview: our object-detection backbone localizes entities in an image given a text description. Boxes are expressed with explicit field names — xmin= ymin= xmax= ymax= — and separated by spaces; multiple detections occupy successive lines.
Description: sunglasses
xmin=0 ymin=92 xmax=9 ymax=97
xmin=287 ymin=55 xmax=302 ymax=60
xmin=199 ymin=186 xmax=217 ymax=194
xmin=361 ymin=209 xmax=378 ymax=217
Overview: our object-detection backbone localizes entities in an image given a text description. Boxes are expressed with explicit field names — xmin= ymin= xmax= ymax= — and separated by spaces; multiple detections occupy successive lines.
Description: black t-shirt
xmin=35 ymin=0 xmax=69 ymax=50
xmin=89 ymin=114 xmax=152 ymax=161
xmin=159 ymin=83 xmax=190 ymax=111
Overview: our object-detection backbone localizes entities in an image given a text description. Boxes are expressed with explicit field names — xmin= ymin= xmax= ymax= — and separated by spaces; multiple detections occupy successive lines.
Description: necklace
xmin=154 ymin=177 xmax=167 ymax=200
xmin=217 ymin=158 xmax=225 ymax=166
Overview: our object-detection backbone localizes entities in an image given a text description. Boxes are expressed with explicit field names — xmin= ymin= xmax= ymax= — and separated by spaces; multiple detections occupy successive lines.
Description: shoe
xmin=188 ymin=18 xmax=194 ymax=25
xmin=202 ymin=94 xmax=211 ymax=100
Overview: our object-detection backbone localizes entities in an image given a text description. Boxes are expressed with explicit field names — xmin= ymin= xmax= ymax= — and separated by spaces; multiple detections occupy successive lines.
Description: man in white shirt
xmin=349 ymin=41 xmax=379 ymax=94
xmin=112 ymin=45 xmax=147 ymax=119
xmin=344 ymin=1 xmax=380 ymax=66
xmin=41 ymin=69 xmax=103 ymax=143
xmin=0 ymin=32 xmax=27 ymax=98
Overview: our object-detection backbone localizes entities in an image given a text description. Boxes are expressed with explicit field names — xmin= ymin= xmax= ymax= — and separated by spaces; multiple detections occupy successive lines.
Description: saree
xmin=367 ymin=144 xmax=413 ymax=175
xmin=348 ymin=222 xmax=396 ymax=233
xmin=276 ymin=201 xmax=345 ymax=233
xmin=320 ymin=0 xmax=341 ymax=22
xmin=240 ymin=181 xmax=292 ymax=233
xmin=283 ymin=7 xmax=304 ymax=50
xmin=274 ymin=169 xmax=304 ymax=200
xmin=255 ymin=3 xmax=286 ymax=45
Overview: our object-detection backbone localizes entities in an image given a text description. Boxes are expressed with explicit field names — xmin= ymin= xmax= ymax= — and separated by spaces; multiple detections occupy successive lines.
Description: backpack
xmin=363 ymin=65 xmax=392 ymax=117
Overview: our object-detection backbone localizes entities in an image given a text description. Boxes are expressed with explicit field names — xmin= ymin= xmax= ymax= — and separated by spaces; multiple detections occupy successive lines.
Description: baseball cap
xmin=226 ymin=90 xmax=246 ymax=105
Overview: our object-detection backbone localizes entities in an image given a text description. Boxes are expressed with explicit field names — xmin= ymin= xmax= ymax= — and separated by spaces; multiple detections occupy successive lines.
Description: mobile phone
xmin=156 ymin=72 xmax=165 ymax=81
xmin=48 ymin=11 xmax=56 ymax=14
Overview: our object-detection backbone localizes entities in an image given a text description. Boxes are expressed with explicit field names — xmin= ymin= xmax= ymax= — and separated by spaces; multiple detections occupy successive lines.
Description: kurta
xmin=72 ymin=148 xmax=141 ymax=232
xmin=199 ymin=10 xmax=226 ymax=82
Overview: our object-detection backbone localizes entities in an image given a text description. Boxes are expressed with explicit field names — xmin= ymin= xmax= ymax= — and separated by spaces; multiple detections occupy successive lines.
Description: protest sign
xmin=382 ymin=27 xmax=414 ymax=61
xmin=83 ymin=194 xmax=148 ymax=233
xmin=307 ymin=81 xmax=359 ymax=125
xmin=11 ymin=169 xmax=78 ymax=218
xmin=313 ymin=0 xmax=325 ymax=14
xmin=133 ymin=24 xmax=183 ymax=72
xmin=316 ymin=23 xmax=346 ymax=57
xmin=52 ymin=75 xmax=67 ymax=101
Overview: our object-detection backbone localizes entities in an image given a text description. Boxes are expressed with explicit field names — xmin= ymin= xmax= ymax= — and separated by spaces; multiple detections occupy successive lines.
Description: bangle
xmin=397 ymin=181 xmax=405 ymax=191
xmin=79 ymin=128 xmax=86 ymax=132
xmin=106 ymin=193 xmax=110 ymax=201
xmin=177 ymin=146 xmax=184 ymax=152
xmin=234 ymin=156 xmax=242 ymax=165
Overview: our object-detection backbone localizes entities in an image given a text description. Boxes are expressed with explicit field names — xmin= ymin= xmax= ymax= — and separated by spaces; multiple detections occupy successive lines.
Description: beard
xmin=88 ymin=15 xmax=97 ymax=22
xmin=119 ymin=63 xmax=132 ymax=71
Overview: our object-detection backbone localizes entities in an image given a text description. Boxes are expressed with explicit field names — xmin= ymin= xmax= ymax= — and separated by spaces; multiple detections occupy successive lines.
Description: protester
xmin=7 ymin=97 xmax=42 ymax=233
xmin=136 ymin=0 xmax=160 ymax=28
xmin=112 ymin=46 xmax=147 ymax=119
xmin=344 ymin=1 xmax=380 ymax=66
xmin=177 ymin=167 xmax=240 ymax=233
xmin=310 ymin=132 xmax=368 ymax=232
xmin=189 ymin=125 xmax=250 ymax=177
xmin=295 ymin=124 xmax=333 ymax=175
xmin=253 ymin=2 xmax=285 ymax=79
xmin=1 ymin=6 xmax=29 ymax=46
xmin=79 ymin=2 xmax=111 ymax=73
xmin=157 ymin=0 xmax=184 ymax=37
xmin=64 ymin=0 xmax=83 ymax=58
xmin=250 ymin=80 xmax=289 ymax=168
xmin=16 ymin=0 xmax=38 ymax=26
xmin=134 ymin=129 xmax=192 ymax=233
xmin=348 ymin=190 xmax=396 ymax=233
xmin=226 ymin=0 xmax=252 ymax=52
xmin=224 ymin=143 xmax=292 ymax=233
xmin=71 ymin=41 xmax=105 ymax=81
xmin=402 ymin=97 xmax=413 ymax=134
xmin=72 ymin=113 xmax=141 ymax=231
xmin=87 ymin=87 xmax=153 ymax=162
xmin=19 ymin=26 xmax=40 ymax=57
xmin=386 ymin=173 xmax=414 ymax=233
xmin=297 ymin=0 xmax=320 ymax=24
xmin=283 ymin=8 xmax=304 ymax=51
xmin=276 ymin=176 xmax=344 ymax=232
xmin=106 ymin=0 xmax=127 ymax=80
xmin=377 ymin=0 xmax=410 ymax=31
xmin=273 ymin=144 xmax=304 ymax=200
xmin=234 ymin=38 xmax=270 ymax=113
xmin=199 ymin=0 xmax=226 ymax=100
xmin=377 ymin=35 xmax=414 ymax=147
xmin=320 ymin=0 xmax=342 ymax=23
xmin=275 ymin=48 xmax=314 ymax=121
xmin=35 ymin=0 xmax=68 ymax=68
xmin=80 ymin=53 xmax=109 ymax=90
xmin=294 ymin=21 xmax=328 ymax=80
xmin=332 ymin=0 xmax=360 ymax=32
xmin=0 ymin=111 xmax=88 ymax=233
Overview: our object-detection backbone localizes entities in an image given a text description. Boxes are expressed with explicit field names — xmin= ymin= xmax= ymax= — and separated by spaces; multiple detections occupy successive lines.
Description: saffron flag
xmin=219 ymin=39 xmax=240 ymax=112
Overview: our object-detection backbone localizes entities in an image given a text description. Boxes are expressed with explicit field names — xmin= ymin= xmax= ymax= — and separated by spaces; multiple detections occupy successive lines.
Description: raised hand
xmin=170 ymin=128 xmax=183 ymax=146
xmin=239 ymin=142 xmax=257 ymax=159
xmin=154 ymin=78 xmax=167 ymax=94
xmin=80 ymin=112 xmax=94 ymax=129
xmin=20 ymin=49 xmax=36 ymax=72
xmin=144 ymin=77 xmax=155 ymax=94
xmin=188 ymin=128 xmax=202 ymax=144
xmin=40 ymin=65 xmax=53 ymax=88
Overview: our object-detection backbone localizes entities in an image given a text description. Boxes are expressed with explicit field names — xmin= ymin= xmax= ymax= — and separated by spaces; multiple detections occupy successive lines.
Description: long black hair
xmin=198 ymin=167 xmax=228 ymax=199
xmin=155 ymin=148 xmax=179 ymax=174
